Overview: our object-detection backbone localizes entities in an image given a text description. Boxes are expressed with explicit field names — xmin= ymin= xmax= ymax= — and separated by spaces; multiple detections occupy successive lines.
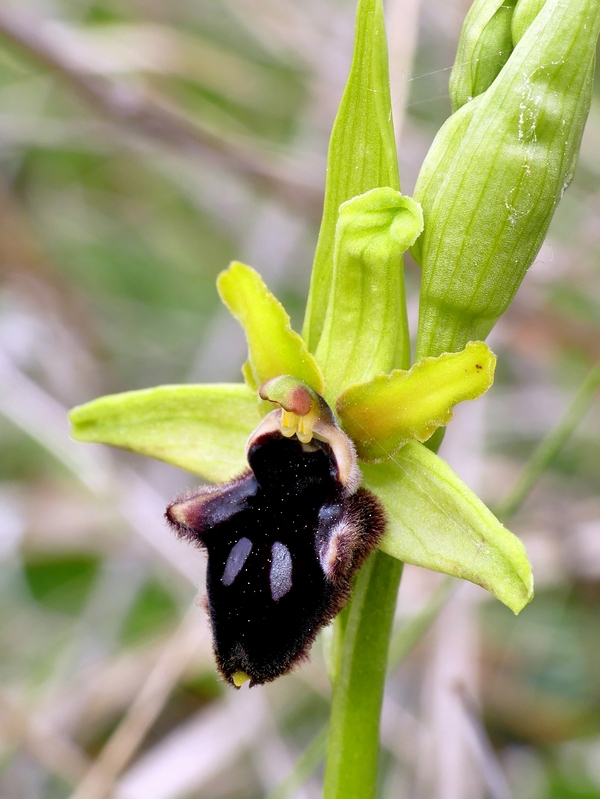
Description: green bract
xmin=511 ymin=0 xmax=547 ymax=44
xmin=413 ymin=0 xmax=600 ymax=358
xmin=302 ymin=0 xmax=400 ymax=356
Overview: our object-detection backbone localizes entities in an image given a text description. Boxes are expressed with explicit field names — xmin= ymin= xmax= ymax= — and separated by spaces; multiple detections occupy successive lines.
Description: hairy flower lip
xmin=166 ymin=396 xmax=386 ymax=687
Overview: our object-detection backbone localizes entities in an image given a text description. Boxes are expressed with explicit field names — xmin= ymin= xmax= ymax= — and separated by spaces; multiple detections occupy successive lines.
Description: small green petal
xmin=337 ymin=341 xmax=495 ymax=462
xmin=363 ymin=442 xmax=533 ymax=614
xmin=302 ymin=0 xmax=401 ymax=355
xmin=69 ymin=384 xmax=259 ymax=482
xmin=315 ymin=188 xmax=423 ymax=403
xmin=217 ymin=261 xmax=324 ymax=395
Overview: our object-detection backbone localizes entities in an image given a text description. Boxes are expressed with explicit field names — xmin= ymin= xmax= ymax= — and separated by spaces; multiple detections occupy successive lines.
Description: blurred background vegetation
xmin=1 ymin=1 xmax=600 ymax=797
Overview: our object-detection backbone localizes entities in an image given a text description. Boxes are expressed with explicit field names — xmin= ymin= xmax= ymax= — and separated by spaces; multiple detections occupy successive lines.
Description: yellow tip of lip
xmin=232 ymin=671 xmax=250 ymax=687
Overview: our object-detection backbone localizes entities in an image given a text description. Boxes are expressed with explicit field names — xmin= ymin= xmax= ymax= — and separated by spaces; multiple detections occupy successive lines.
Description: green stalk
xmin=324 ymin=552 xmax=402 ymax=799
xmin=313 ymin=1 xmax=413 ymax=794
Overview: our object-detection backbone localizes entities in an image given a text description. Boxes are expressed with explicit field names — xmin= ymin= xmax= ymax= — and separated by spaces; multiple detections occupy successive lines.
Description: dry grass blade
xmin=67 ymin=604 xmax=203 ymax=799
xmin=0 ymin=692 xmax=90 ymax=785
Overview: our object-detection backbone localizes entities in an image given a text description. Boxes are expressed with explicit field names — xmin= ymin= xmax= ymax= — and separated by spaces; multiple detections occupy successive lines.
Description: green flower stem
xmin=313 ymin=0 xmax=410 ymax=794
xmin=495 ymin=362 xmax=600 ymax=521
xmin=324 ymin=552 xmax=402 ymax=799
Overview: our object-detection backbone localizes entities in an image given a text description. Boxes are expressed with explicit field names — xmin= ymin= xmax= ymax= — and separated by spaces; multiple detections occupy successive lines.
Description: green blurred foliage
xmin=120 ymin=579 xmax=179 ymax=647
xmin=23 ymin=555 xmax=100 ymax=614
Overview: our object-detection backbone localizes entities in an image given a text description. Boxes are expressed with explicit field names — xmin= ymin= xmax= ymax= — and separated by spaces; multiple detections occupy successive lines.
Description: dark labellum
xmin=166 ymin=395 xmax=385 ymax=688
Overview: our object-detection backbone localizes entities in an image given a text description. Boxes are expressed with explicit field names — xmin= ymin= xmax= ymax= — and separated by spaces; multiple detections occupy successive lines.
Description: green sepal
xmin=69 ymin=383 xmax=259 ymax=482
xmin=217 ymin=261 xmax=325 ymax=395
xmin=315 ymin=188 xmax=422 ymax=403
xmin=364 ymin=442 xmax=533 ymax=614
xmin=302 ymin=0 xmax=401 ymax=355
xmin=337 ymin=341 xmax=496 ymax=462
xmin=449 ymin=0 xmax=516 ymax=111
xmin=414 ymin=0 xmax=600 ymax=359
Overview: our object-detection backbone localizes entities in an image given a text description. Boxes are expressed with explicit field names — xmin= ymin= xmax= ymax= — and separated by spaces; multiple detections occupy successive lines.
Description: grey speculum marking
xmin=222 ymin=537 xmax=253 ymax=586
xmin=270 ymin=541 xmax=293 ymax=601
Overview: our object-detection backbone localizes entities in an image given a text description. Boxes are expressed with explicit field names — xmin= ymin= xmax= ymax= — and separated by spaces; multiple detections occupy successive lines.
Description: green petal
xmin=218 ymin=261 xmax=324 ymax=395
xmin=363 ymin=442 xmax=533 ymax=613
xmin=315 ymin=188 xmax=423 ymax=404
xmin=302 ymin=0 xmax=403 ymax=358
xmin=337 ymin=341 xmax=495 ymax=462
xmin=69 ymin=384 xmax=259 ymax=482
